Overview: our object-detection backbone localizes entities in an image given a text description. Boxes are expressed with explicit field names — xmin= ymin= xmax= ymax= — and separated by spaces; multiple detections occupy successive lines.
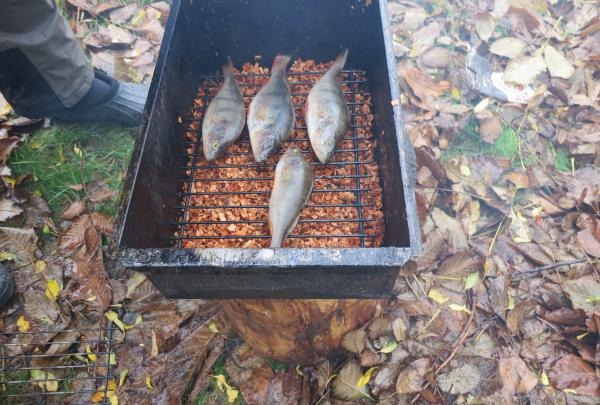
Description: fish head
xmin=203 ymin=136 xmax=224 ymax=162
xmin=312 ymin=137 xmax=336 ymax=164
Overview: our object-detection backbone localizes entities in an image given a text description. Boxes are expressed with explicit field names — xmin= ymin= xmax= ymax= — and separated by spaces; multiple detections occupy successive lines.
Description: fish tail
xmin=329 ymin=48 xmax=349 ymax=75
xmin=223 ymin=57 xmax=235 ymax=77
xmin=271 ymin=54 xmax=292 ymax=74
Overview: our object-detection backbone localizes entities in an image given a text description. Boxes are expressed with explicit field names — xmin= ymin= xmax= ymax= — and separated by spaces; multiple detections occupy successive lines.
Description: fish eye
xmin=212 ymin=142 xmax=219 ymax=150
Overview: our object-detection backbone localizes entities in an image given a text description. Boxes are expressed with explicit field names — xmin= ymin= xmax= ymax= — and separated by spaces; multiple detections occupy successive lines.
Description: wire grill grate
xmin=0 ymin=323 xmax=116 ymax=405
xmin=173 ymin=68 xmax=385 ymax=249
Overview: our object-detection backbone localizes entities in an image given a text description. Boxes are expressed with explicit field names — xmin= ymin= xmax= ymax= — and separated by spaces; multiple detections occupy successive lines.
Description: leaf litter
xmin=2 ymin=0 xmax=600 ymax=403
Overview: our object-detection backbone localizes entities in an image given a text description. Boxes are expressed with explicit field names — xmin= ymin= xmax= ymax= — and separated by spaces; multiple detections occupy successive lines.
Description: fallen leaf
xmin=564 ymin=278 xmax=600 ymax=315
xmin=400 ymin=68 xmax=450 ymax=101
xmin=508 ymin=208 xmax=531 ymax=243
xmin=431 ymin=208 xmax=469 ymax=252
xmin=506 ymin=300 xmax=537 ymax=335
xmin=66 ymin=0 xmax=121 ymax=16
xmin=333 ymin=360 xmax=370 ymax=401
xmin=544 ymin=45 xmax=574 ymax=79
xmin=91 ymin=212 xmax=114 ymax=236
xmin=86 ymin=180 xmax=118 ymax=203
xmin=428 ymin=288 xmax=448 ymax=304
xmin=475 ymin=13 xmax=496 ymax=41
xmin=0 ymin=199 xmax=23 ymax=222
xmin=577 ymin=229 xmax=600 ymax=258
xmin=448 ymin=303 xmax=471 ymax=313
xmin=342 ymin=329 xmax=367 ymax=354
xmin=396 ymin=358 xmax=430 ymax=394
xmin=420 ymin=47 xmax=452 ymax=68
xmin=61 ymin=201 xmax=86 ymax=220
xmin=0 ymin=137 xmax=21 ymax=167
xmin=503 ymin=55 xmax=546 ymax=85
xmin=0 ymin=227 xmax=37 ymax=265
xmin=490 ymin=37 xmax=527 ymax=59
xmin=16 ymin=315 xmax=30 ymax=332
xmin=438 ymin=357 xmax=499 ymax=396
xmin=480 ymin=116 xmax=502 ymax=143
xmin=464 ymin=271 xmax=480 ymax=290
xmin=357 ymin=367 xmax=377 ymax=388
xmin=549 ymin=355 xmax=600 ymax=396
xmin=45 ymin=279 xmax=61 ymax=302
xmin=109 ymin=4 xmax=137 ymax=24
xmin=499 ymin=356 xmax=538 ymax=394
xmin=30 ymin=369 xmax=59 ymax=392
xmin=59 ymin=215 xmax=91 ymax=254
xmin=411 ymin=22 xmax=441 ymax=56
xmin=379 ymin=340 xmax=398 ymax=354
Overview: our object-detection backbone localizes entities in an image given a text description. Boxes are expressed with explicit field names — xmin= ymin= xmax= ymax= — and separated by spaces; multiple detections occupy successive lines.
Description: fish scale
xmin=248 ymin=54 xmax=295 ymax=163
xmin=202 ymin=58 xmax=246 ymax=162
xmin=306 ymin=49 xmax=350 ymax=163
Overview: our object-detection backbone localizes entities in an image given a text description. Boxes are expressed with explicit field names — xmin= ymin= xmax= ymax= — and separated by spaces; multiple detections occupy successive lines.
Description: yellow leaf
xmin=119 ymin=369 xmax=129 ymax=387
xmin=379 ymin=340 xmax=398 ymax=354
xmin=86 ymin=295 xmax=97 ymax=302
xmin=150 ymin=330 xmax=158 ymax=357
xmin=123 ymin=313 xmax=142 ymax=331
xmin=540 ymin=370 xmax=549 ymax=386
xmin=208 ymin=323 xmax=219 ymax=333
xmin=576 ymin=331 xmax=590 ymax=340
xmin=30 ymin=369 xmax=59 ymax=392
xmin=357 ymin=366 xmax=378 ymax=388
xmin=45 ymin=279 xmax=61 ymax=301
xmin=214 ymin=374 xmax=227 ymax=391
xmin=109 ymin=394 xmax=119 ymax=405
xmin=0 ymin=251 xmax=16 ymax=261
xmin=428 ymin=288 xmax=448 ymax=304
xmin=107 ymin=379 xmax=117 ymax=391
xmin=507 ymin=294 xmax=515 ymax=310
xmin=483 ymin=259 xmax=493 ymax=274
xmin=460 ymin=164 xmax=471 ymax=177
xmin=91 ymin=391 xmax=106 ymax=403
xmin=226 ymin=387 xmax=239 ymax=403
xmin=473 ymin=97 xmax=490 ymax=113
xmin=35 ymin=260 xmax=46 ymax=272
xmin=86 ymin=345 xmax=97 ymax=362
xmin=295 ymin=365 xmax=304 ymax=376
xmin=0 ymin=99 xmax=12 ymax=116
xmin=448 ymin=303 xmax=471 ymax=314
xmin=450 ymin=87 xmax=461 ymax=99
xmin=17 ymin=315 xmax=30 ymax=332
xmin=105 ymin=311 xmax=126 ymax=333
xmin=464 ymin=272 xmax=480 ymax=290
xmin=145 ymin=375 xmax=154 ymax=390
xmin=563 ymin=388 xmax=577 ymax=394
xmin=109 ymin=353 xmax=117 ymax=365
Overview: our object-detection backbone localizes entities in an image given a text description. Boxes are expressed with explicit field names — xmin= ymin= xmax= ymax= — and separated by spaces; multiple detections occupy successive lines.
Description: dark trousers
xmin=0 ymin=0 xmax=93 ymax=109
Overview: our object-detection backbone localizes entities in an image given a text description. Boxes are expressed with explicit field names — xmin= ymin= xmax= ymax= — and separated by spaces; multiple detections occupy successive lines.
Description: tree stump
xmin=221 ymin=299 xmax=383 ymax=364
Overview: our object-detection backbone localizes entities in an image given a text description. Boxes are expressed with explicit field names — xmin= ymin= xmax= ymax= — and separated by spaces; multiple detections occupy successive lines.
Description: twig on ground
xmin=411 ymin=303 xmax=477 ymax=404
xmin=512 ymin=258 xmax=599 ymax=281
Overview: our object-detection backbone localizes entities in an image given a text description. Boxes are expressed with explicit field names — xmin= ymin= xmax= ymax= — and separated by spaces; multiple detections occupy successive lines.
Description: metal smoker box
xmin=114 ymin=0 xmax=422 ymax=299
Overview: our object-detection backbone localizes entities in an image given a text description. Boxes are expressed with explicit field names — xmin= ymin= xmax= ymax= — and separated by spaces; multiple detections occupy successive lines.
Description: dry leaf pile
xmin=179 ymin=58 xmax=385 ymax=248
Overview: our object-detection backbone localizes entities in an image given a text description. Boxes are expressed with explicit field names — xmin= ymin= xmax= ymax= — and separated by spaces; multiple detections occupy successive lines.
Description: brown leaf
xmin=84 ymin=226 xmax=101 ymax=257
xmin=396 ymin=358 xmax=429 ymax=394
xmin=342 ymin=328 xmax=367 ymax=354
xmin=91 ymin=212 xmax=114 ymax=236
xmin=368 ymin=317 xmax=392 ymax=339
xmin=506 ymin=300 xmax=537 ymax=335
xmin=415 ymin=146 xmax=447 ymax=181
xmin=59 ymin=214 xmax=92 ymax=254
xmin=549 ymin=355 xmax=600 ymax=396
xmin=0 ymin=136 xmax=21 ymax=167
xmin=437 ymin=357 xmax=500 ymax=396
xmin=480 ymin=116 xmax=502 ymax=143
xmin=578 ymin=229 xmax=600 ymax=258
xmin=0 ymin=199 xmax=23 ymax=222
xmin=420 ymin=47 xmax=452 ymax=68
xmin=436 ymin=250 xmax=483 ymax=278
xmin=499 ymin=356 xmax=538 ymax=394
xmin=563 ymin=278 xmax=600 ymax=315
xmin=86 ymin=180 xmax=118 ymax=203
xmin=333 ymin=360 xmax=369 ymax=401
xmin=109 ymin=4 xmax=138 ymax=24
xmin=399 ymin=68 xmax=450 ymax=101
xmin=61 ymin=200 xmax=86 ymax=220
xmin=0 ymin=226 xmax=37 ymax=265
xmin=138 ymin=18 xmax=165 ymax=45
xmin=430 ymin=208 xmax=469 ymax=252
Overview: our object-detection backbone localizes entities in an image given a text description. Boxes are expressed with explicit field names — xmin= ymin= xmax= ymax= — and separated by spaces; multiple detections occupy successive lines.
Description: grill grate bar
xmin=0 ymin=351 xmax=112 ymax=360
xmin=175 ymin=68 xmax=381 ymax=247
xmin=170 ymin=234 xmax=378 ymax=240
xmin=172 ymin=218 xmax=376 ymax=226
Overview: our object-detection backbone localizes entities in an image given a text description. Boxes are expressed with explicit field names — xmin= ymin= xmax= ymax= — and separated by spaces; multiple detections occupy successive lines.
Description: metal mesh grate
xmin=0 ymin=322 xmax=116 ymax=405
xmin=172 ymin=68 xmax=384 ymax=249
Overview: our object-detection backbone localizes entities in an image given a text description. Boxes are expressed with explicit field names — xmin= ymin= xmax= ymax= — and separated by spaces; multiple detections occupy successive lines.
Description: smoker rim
xmin=112 ymin=0 xmax=422 ymax=259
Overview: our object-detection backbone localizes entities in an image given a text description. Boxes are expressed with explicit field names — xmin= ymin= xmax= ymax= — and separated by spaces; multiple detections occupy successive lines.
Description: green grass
xmin=267 ymin=358 xmax=288 ymax=372
xmin=9 ymin=124 xmax=134 ymax=217
xmin=194 ymin=355 xmax=245 ymax=405
xmin=444 ymin=116 xmax=574 ymax=174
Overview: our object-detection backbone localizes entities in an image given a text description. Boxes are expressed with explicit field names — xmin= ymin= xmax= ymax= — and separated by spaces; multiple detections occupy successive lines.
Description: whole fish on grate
xmin=306 ymin=49 xmax=350 ymax=163
xmin=202 ymin=58 xmax=246 ymax=161
xmin=269 ymin=148 xmax=314 ymax=248
xmin=248 ymin=54 xmax=295 ymax=163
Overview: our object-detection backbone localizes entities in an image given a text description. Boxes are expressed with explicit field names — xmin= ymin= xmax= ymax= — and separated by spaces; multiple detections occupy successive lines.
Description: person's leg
xmin=0 ymin=0 xmax=94 ymax=108
xmin=0 ymin=0 xmax=148 ymax=126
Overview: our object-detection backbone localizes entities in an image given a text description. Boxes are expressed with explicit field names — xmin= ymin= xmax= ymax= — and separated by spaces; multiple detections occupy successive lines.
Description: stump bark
xmin=221 ymin=299 xmax=383 ymax=364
